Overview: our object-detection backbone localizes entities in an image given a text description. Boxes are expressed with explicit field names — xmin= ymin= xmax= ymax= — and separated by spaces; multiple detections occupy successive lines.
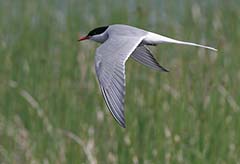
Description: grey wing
xmin=95 ymin=35 xmax=144 ymax=128
xmin=131 ymin=46 xmax=169 ymax=72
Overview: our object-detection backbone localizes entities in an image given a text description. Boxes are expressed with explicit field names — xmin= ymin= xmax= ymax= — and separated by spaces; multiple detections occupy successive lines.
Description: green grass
xmin=0 ymin=0 xmax=240 ymax=163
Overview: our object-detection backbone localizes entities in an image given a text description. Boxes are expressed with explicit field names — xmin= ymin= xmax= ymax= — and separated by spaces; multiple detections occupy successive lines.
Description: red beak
xmin=78 ymin=36 xmax=89 ymax=41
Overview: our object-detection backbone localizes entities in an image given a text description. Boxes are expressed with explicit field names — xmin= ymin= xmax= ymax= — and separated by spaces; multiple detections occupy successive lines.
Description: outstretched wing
xmin=95 ymin=35 xmax=144 ymax=127
xmin=131 ymin=46 xmax=169 ymax=72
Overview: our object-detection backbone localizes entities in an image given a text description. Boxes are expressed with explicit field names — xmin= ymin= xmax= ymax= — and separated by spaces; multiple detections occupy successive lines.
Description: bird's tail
xmin=145 ymin=32 xmax=217 ymax=51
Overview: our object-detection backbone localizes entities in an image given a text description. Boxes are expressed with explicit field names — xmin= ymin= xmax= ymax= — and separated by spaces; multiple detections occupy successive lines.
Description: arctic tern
xmin=78 ymin=24 xmax=217 ymax=128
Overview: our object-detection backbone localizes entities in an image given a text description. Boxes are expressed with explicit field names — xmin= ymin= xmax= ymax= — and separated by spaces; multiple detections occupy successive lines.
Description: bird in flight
xmin=78 ymin=24 xmax=217 ymax=128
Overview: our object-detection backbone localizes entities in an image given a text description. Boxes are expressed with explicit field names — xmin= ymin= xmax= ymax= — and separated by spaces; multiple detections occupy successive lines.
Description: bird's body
xmin=78 ymin=24 xmax=217 ymax=128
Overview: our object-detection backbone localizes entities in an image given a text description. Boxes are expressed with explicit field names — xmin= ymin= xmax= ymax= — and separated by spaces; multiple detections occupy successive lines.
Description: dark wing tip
xmin=121 ymin=123 xmax=126 ymax=128
xmin=159 ymin=66 xmax=169 ymax=72
xmin=118 ymin=119 xmax=126 ymax=128
xmin=100 ymin=86 xmax=126 ymax=128
xmin=131 ymin=46 xmax=170 ymax=73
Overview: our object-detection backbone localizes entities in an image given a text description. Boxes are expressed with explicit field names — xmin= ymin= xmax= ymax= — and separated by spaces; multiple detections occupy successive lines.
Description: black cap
xmin=87 ymin=26 xmax=109 ymax=36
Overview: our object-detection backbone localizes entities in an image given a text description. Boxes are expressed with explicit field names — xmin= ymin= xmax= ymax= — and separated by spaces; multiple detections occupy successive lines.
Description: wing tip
xmin=114 ymin=113 xmax=126 ymax=128
xmin=100 ymin=86 xmax=126 ymax=128
xmin=160 ymin=67 xmax=169 ymax=72
xmin=119 ymin=120 xmax=126 ymax=128
xmin=156 ymin=65 xmax=169 ymax=72
xmin=111 ymin=112 xmax=126 ymax=128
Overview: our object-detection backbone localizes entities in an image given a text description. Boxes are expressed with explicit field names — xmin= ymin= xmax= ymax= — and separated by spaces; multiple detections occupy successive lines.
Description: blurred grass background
xmin=0 ymin=0 xmax=240 ymax=163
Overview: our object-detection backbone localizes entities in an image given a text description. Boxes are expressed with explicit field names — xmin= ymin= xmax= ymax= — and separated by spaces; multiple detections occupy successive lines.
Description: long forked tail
xmin=146 ymin=32 xmax=218 ymax=51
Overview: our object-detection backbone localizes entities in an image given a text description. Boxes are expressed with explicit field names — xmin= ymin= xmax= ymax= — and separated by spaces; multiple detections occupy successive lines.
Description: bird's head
xmin=78 ymin=26 xmax=109 ymax=43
